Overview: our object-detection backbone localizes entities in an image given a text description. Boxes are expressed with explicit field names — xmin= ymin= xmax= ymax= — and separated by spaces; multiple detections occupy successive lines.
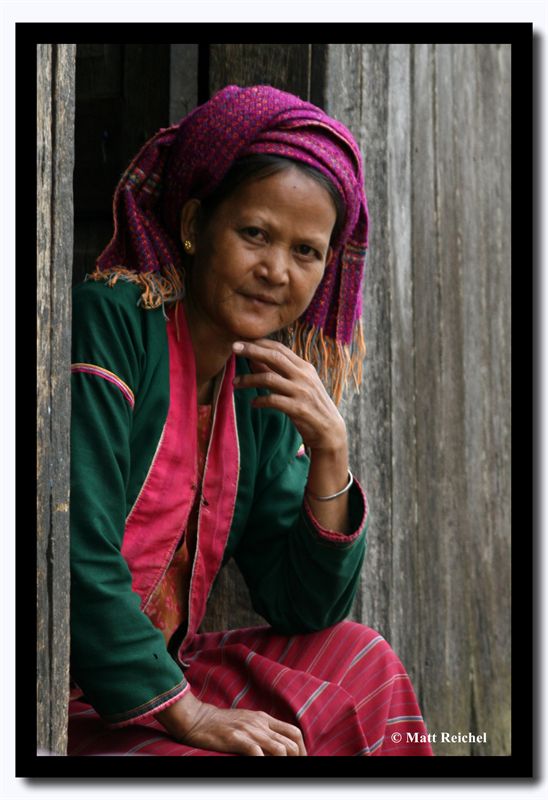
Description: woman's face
xmin=180 ymin=166 xmax=337 ymax=344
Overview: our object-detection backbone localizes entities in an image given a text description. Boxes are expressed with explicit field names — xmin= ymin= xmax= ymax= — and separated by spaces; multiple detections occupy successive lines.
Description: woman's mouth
xmin=240 ymin=292 xmax=280 ymax=306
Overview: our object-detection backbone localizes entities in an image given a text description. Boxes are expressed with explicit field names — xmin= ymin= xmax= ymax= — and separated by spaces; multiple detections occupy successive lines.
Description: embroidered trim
xmin=125 ymin=422 xmax=167 ymax=527
xmin=302 ymin=480 xmax=369 ymax=547
xmin=183 ymin=364 xmax=225 ymax=641
xmin=71 ymin=363 xmax=135 ymax=409
xmin=202 ymin=390 xmax=241 ymax=607
xmin=104 ymin=679 xmax=189 ymax=727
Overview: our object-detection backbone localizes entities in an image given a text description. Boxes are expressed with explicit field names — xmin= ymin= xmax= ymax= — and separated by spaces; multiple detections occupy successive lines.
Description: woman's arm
xmin=231 ymin=349 xmax=368 ymax=636
xmin=305 ymin=436 xmax=351 ymax=534
xmin=70 ymin=281 xmax=188 ymax=724
xmin=232 ymin=338 xmax=354 ymax=534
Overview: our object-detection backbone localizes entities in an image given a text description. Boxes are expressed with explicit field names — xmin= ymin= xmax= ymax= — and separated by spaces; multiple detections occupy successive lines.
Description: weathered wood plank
xmin=37 ymin=41 xmax=53 ymax=756
xmin=325 ymin=44 xmax=393 ymax=640
xmin=451 ymin=43 xmax=512 ymax=756
xmin=209 ymin=43 xmax=312 ymax=100
xmin=326 ymin=43 xmax=511 ymax=755
xmin=417 ymin=42 xmax=473 ymax=753
xmin=123 ymin=44 xmax=170 ymax=161
xmin=169 ymin=43 xmax=199 ymax=123
xmin=414 ymin=43 xmax=511 ymax=754
xmin=37 ymin=43 xmax=75 ymax=756
xmin=385 ymin=44 xmax=419 ymax=684
xmin=408 ymin=43 xmax=446 ymax=746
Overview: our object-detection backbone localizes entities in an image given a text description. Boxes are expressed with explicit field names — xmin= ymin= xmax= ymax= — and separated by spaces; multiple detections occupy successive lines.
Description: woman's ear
xmin=326 ymin=246 xmax=334 ymax=266
xmin=180 ymin=199 xmax=201 ymax=253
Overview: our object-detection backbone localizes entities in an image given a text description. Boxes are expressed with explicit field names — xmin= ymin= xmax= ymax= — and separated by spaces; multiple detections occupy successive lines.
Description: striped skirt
xmin=68 ymin=621 xmax=434 ymax=756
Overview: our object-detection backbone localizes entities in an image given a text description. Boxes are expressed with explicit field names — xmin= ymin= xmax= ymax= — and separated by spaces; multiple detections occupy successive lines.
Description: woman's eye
xmin=296 ymin=244 xmax=320 ymax=259
xmin=242 ymin=227 xmax=263 ymax=239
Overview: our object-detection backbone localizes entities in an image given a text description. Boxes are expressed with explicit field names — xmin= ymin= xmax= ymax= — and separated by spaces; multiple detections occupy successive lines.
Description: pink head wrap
xmin=92 ymin=85 xmax=369 ymax=401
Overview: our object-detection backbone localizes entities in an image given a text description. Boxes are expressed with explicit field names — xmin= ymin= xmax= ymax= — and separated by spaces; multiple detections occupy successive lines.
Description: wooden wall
xmin=37 ymin=43 xmax=76 ymax=756
xmin=323 ymin=43 xmax=511 ymax=756
xmin=202 ymin=43 xmax=512 ymax=756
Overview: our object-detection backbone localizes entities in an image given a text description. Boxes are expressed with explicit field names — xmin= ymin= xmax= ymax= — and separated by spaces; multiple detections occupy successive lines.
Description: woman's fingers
xmin=243 ymin=727 xmax=301 ymax=757
xmin=229 ymin=729 xmax=266 ymax=756
xmin=265 ymin=731 xmax=301 ymax=756
xmin=233 ymin=370 xmax=295 ymax=395
xmin=233 ymin=339 xmax=301 ymax=378
xmin=266 ymin=717 xmax=307 ymax=756
xmin=232 ymin=338 xmax=321 ymax=397
xmin=164 ymin=698 xmax=307 ymax=756
xmin=234 ymin=711 xmax=305 ymax=756
xmin=156 ymin=693 xmax=306 ymax=756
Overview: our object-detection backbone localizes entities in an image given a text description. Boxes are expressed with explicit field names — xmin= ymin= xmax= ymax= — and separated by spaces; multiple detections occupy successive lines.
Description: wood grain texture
xmin=209 ymin=43 xmax=313 ymax=100
xmin=37 ymin=41 xmax=53 ymax=757
xmin=326 ymin=43 xmax=394 ymax=639
xmin=326 ymin=43 xmax=511 ymax=755
xmin=37 ymin=43 xmax=76 ymax=756
xmin=170 ymin=44 xmax=199 ymax=123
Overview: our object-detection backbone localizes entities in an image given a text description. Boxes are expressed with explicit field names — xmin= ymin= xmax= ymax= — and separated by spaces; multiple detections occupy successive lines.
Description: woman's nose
xmin=256 ymin=247 xmax=290 ymax=284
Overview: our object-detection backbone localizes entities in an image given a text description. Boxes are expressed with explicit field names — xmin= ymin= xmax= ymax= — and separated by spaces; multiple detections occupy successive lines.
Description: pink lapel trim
xmin=179 ymin=358 xmax=240 ymax=652
xmin=122 ymin=303 xmax=197 ymax=605
xmin=121 ymin=303 xmax=240 ymax=636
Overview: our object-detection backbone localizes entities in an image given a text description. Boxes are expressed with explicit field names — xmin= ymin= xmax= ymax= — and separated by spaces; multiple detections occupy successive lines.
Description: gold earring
xmin=183 ymin=240 xmax=193 ymax=253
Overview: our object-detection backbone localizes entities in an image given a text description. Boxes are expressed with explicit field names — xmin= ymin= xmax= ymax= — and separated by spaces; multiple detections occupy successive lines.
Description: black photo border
xmin=18 ymin=19 xmax=533 ymax=783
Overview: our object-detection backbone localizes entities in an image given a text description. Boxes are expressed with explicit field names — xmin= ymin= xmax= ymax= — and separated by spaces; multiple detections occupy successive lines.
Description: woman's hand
xmin=232 ymin=338 xmax=346 ymax=453
xmin=232 ymin=338 xmax=352 ymax=534
xmin=155 ymin=690 xmax=307 ymax=756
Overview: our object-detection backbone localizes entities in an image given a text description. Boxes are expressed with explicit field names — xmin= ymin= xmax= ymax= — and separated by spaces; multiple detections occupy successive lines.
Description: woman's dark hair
xmin=195 ymin=154 xmax=345 ymax=246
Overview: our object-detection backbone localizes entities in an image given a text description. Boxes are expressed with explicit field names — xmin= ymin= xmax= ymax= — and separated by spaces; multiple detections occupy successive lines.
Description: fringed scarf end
xmin=85 ymin=264 xmax=185 ymax=321
xmin=278 ymin=319 xmax=367 ymax=406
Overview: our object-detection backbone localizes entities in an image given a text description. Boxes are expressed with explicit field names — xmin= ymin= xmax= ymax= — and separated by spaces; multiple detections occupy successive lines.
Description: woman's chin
xmin=226 ymin=318 xmax=283 ymax=343
xmin=230 ymin=327 xmax=278 ymax=343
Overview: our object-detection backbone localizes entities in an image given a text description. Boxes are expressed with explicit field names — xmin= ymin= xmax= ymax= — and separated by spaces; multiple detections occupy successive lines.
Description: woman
xmin=68 ymin=85 xmax=434 ymax=757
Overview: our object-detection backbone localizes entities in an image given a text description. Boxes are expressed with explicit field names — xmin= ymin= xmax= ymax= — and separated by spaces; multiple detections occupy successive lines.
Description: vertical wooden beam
xmin=325 ymin=43 xmax=511 ymax=755
xmin=385 ymin=44 xmax=419 ymax=682
xmin=37 ymin=42 xmax=75 ymax=756
xmin=209 ymin=43 xmax=314 ymax=100
xmin=325 ymin=43 xmax=393 ymax=640
xmin=412 ymin=42 xmax=473 ymax=751
xmin=449 ymin=43 xmax=512 ymax=755
xmin=169 ymin=44 xmax=199 ymax=123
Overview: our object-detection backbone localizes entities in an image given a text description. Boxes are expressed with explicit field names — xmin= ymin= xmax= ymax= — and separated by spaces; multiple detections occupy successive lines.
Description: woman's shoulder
xmin=72 ymin=276 xmax=144 ymax=311
xmin=72 ymin=277 xmax=167 ymax=335
xmin=71 ymin=276 xmax=170 ymax=369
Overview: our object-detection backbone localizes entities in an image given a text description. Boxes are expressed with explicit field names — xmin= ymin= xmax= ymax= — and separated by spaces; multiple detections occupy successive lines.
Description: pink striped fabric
xmin=67 ymin=621 xmax=434 ymax=756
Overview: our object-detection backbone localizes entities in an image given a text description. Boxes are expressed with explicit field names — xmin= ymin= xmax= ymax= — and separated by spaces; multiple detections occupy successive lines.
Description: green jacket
xmin=70 ymin=279 xmax=368 ymax=726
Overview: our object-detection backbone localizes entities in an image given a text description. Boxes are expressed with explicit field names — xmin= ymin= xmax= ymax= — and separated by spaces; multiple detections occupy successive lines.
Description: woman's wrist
xmin=306 ymin=468 xmax=353 ymax=501
xmin=306 ymin=434 xmax=349 ymax=496
xmin=305 ymin=443 xmax=351 ymax=534
xmin=155 ymin=690 xmax=202 ymax=740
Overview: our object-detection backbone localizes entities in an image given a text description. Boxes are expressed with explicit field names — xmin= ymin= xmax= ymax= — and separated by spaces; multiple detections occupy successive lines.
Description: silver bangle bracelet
xmin=306 ymin=469 xmax=354 ymax=501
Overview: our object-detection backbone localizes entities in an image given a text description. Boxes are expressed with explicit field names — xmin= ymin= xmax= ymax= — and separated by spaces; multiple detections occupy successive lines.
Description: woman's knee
xmin=331 ymin=620 xmax=403 ymax=665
